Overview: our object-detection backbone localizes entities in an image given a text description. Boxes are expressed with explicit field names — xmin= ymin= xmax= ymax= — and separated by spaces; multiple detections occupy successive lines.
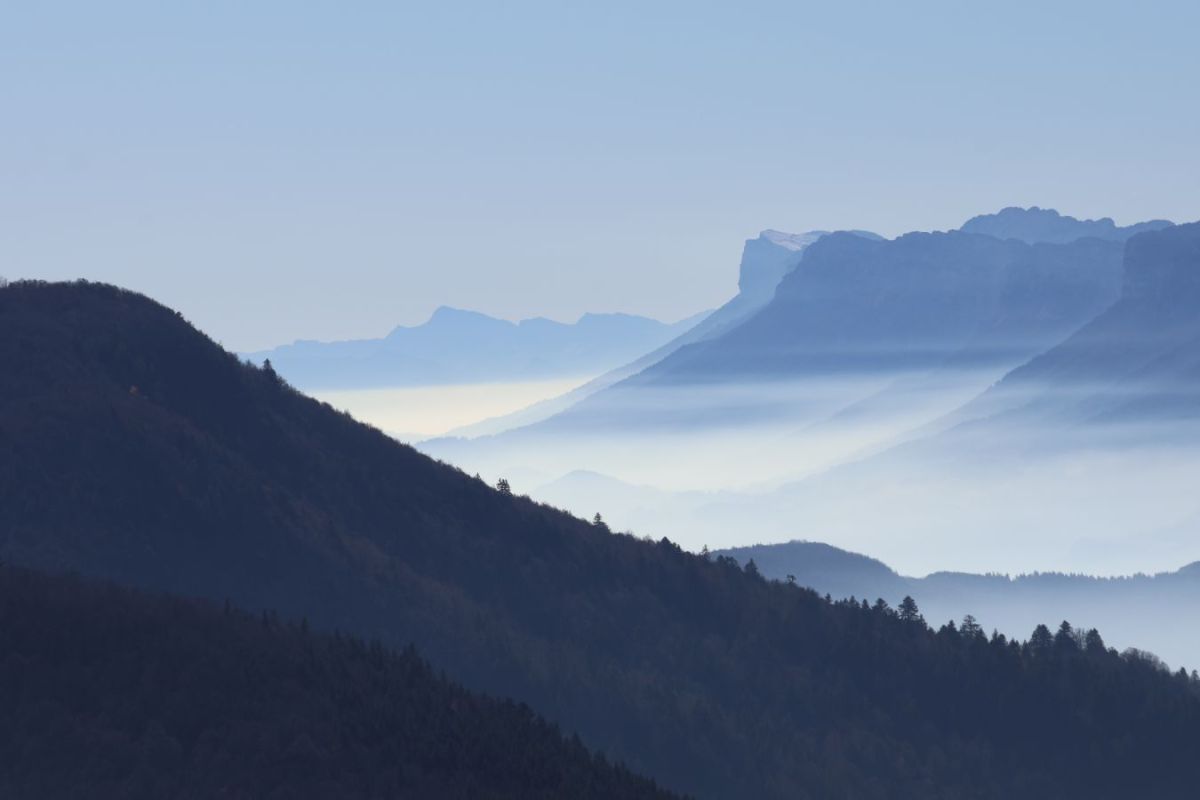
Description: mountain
xmin=420 ymin=216 xmax=1200 ymax=579
xmin=419 ymin=224 xmax=1130 ymax=490
xmin=6 ymin=280 xmax=1200 ymax=797
xmin=0 ymin=565 xmax=674 ymax=800
xmin=673 ymin=225 xmax=1200 ymax=578
xmin=475 ymin=224 xmax=1126 ymax=440
xmin=439 ymin=228 xmax=866 ymax=438
xmin=245 ymin=306 xmax=707 ymax=391
xmin=959 ymin=206 xmax=1172 ymax=244
xmin=627 ymin=229 xmax=1124 ymax=385
xmin=717 ymin=540 xmax=1200 ymax=671
xmin=452 ymin=209 xmax=1167 ymax=442
xmin=948 ymin=220 xmax=1200 ymax=426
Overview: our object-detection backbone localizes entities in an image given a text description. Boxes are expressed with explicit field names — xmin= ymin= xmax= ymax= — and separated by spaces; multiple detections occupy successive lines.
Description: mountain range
xmin=5 ymin=279 xmax=1200 ymax=797
xmin=420 ymin=208 xmax=1157 ymax=493
xmin=441 ymin=227 xmax=875 ymax=437
xmin=246 ymin=306 xmax=707 ymax=391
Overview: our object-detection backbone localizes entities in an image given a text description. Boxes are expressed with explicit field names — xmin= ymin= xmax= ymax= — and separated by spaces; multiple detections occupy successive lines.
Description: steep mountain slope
xmin=630 ymin=230 xmax=1123 ymax=386
xmin=5 ymin=281 xmax=1200 ymax=798
xmin=246 ymin=306 xmax=706 ymax=391
xmin=959 ymin=206 xmax=1172 ymax=244
xmin=420 ymin=225 xmax=1128 ymax=490
xmin=456 ymin=210 xmax=1163 ymax=443
xmin=439 ymin=228 xmax=859 ymax=438
xmin=0 ymin=565 xmax=675 ymax=800
xmin=458 ymin=225 xmax=1125 ymax=444
xmin=950 ymin=220 xmax=1200 ymax=425
xmin=717 ymin=540 xmax=1200 ymax=670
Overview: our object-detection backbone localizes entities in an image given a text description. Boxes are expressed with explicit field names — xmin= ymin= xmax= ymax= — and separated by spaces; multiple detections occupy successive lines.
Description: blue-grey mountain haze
xmin=246 ymin=306 xmax=707 ymax=390
xmin=4 ymin=3 xmax=1198 ymax=350
xmin=421 ymin=211 xmax=1200 ymax=581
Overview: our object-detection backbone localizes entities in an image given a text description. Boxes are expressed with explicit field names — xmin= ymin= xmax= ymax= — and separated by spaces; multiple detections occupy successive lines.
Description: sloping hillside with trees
xmin=2 ymin=281 xmax=1200 ymax=799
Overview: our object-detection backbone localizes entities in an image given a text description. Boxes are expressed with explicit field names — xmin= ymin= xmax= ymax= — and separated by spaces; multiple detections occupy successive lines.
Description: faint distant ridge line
xmin=959 ymin=206 xmax=1173 ymax=245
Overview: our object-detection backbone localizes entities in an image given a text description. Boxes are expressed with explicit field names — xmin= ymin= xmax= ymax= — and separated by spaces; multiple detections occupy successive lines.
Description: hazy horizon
xmin=5 ymin=1 xmax=1199 ymax=350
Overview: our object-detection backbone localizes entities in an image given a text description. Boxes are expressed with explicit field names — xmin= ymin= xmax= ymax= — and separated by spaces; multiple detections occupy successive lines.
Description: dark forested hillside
xmin=4 ymin=280 xmax=1200 ymax=798
xmin=0 ymin=565 xmax=673 ymax=800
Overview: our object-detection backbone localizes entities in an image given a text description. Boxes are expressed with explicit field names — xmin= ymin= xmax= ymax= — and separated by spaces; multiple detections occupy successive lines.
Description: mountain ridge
xmin=6 ymin=279 xmax=1200 ymax=797
xmin=959 ymin=206 xmax=1173 ymax=244
xmin=245 ymin=305 xmax=708 ymax=391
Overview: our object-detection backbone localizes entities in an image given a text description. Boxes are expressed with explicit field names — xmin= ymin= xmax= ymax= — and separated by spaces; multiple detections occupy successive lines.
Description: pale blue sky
xmin=3 ymin=1 xmax=1197 ymax=349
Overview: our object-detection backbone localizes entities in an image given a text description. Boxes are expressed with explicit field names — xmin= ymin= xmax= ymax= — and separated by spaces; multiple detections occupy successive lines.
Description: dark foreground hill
xmin=0 ymin=565 xmax=673 ymax=800
xmin=5 ymin=281 xmax=1200 ymax=798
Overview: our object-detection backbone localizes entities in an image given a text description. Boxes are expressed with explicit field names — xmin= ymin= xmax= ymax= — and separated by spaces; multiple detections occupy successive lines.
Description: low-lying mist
xmin=313 ymin=376 xmax=592 ymax=440
xmin=419 ymin=374 xmax=1200 ymax=579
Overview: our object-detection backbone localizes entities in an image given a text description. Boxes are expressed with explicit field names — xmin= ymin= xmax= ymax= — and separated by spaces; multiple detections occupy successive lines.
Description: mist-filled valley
xmin=218 ymin=207 xmax=1200 ymax=670
xmin=399 ymin=211 xmax=1200 ymax=668
xmin=411 ymin=214 xmax=1200 ymax=573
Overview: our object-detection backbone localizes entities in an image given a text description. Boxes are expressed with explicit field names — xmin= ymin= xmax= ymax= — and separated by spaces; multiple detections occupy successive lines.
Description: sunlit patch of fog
xmin=311 ymin=377 xmax=592 ymax=440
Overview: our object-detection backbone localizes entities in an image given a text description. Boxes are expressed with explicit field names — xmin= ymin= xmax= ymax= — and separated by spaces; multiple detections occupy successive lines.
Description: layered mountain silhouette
xmin=441 ymin=228 xmax=868 ymax=437
xmin=441 ymin=208 xmax=1171 ymax=440
xmin=418 ymin=212 xmax=1200 ymax=583
xmin=717 ymin=540 xmax=1200 ymax=671
xmin=6 ymin=280 xmax=1200 ymax=797
xmin=421 ymin=216 xmax=1135 ymax=490
xmin=0 ymin=565 xmax=674 ymax=799
xmin=689 ymin=221 xmax=1200 ymax=578
xmin=246 ymin=306 xmax=706 ymax=391
xmin=441 ymin=216 xmax=1128 ymax=446
xmin=587 ymin=230 xmax=1125 ymax=388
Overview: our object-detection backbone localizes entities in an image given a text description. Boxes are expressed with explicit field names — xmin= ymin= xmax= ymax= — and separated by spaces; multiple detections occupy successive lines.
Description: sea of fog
xmin=311 ymin=377 xmax=591 ymax=441
xmin=412 ymin=372 xmax=1200 ymax=579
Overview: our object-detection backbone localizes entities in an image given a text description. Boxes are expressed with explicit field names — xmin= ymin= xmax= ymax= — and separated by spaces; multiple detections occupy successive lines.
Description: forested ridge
xmin=3 ymin=280 xmax=1200 ymax=798
xmin=0 ymin=565 xmax=674 ymax=799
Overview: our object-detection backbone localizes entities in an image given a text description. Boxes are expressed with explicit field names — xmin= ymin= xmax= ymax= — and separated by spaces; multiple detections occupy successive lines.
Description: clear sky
xmin=3 ymin=1 xmax=1197 ymax=350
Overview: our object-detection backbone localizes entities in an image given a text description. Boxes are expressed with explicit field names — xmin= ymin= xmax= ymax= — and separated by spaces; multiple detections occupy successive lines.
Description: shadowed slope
xmin=4 ymin=281 xmax=1200 ymax=798
xmin=0 ymin=566 xmax=676 ymax=800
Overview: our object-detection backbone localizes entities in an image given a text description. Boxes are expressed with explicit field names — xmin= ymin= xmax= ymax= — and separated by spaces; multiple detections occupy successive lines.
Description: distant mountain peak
xmin=248 ymin=300 xmax=700 ymax=392
xmin=737 ymin=230 xmax=831 ymax=298
xmin=960 ymin=206 xmax=1172 ymax=244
